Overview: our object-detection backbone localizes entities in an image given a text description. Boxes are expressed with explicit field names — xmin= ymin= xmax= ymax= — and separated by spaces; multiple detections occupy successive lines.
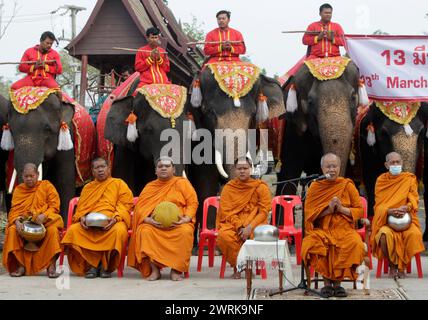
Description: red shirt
xmin=204 ymin=27 xmax=246 ymax=63
xmin=302 ymin=21 xmax=345 ymax=58
xmin=18 ymin=45 xmax=62 ymax=80
xmin=134 ymin=44 xmax=171 ymax=86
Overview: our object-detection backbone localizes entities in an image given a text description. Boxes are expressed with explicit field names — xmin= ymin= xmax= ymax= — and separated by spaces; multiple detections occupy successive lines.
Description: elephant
xmin=5 ymin=93 xmax=75 ymax=222
xmin=276 ymin=61 xmax=361 ymax=195
xmin=104 ymin=92 xmax=186 ymax=196
xmin=189 ymin=68 xmax=285 ymax=234
xmin=0 ymin=95 xmax=10 ymax=209
xmin=359 ymin=102 xmax=428 ymax=239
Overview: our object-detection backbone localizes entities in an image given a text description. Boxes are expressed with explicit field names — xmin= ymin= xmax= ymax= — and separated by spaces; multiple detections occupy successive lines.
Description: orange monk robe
xmin=371 ymin=172 xmax=425 ymax=271
xmin=2 ymin=181 xmax=63 ymax=275
xmin=127 ymin=177 xmax=198 ymax=276
xmin=301 ymin=178 xmax=365 ymax=281
xmin=216 ymin=178 xmax=272 ymax=268
xmin=61 ymin=178 xmax=133 ymax=275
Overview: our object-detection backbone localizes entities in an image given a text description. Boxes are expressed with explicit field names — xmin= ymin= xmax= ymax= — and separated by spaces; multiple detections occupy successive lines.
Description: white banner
xmin=345 ymin=35 xmax=428 ymax=101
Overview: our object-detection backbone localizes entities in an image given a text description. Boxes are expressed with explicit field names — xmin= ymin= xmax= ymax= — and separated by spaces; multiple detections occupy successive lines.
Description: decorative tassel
xmin=234 ymin=96 xmax=241 ymax=108
xmin=190 ymin=80 xmax=202 ymax=107
xmin=275 ymin=159 xmax=282 ymax=173
xmin=366 ymin=123 xmax=376 ymax=146
xmin=358 ymin=80 xmax=370 ymax=106
xmin=1 ymin=123 xmax=14 ymax=151
xmin=125 ymin=112 xmax=139 ymax=143
xmin=256 ymin=94 xmax=269 ymax=124
xmin=286 ymin=84 xmax=298 ymax=113
xmin=57 ymin=122 xmax=74 ymax=151
xmin=186 ymin=113 xmax=196 ymax=141
xmin=349 ymin=151 xmax=355 ymax=166
xmin=404 ymin=124 xmax=413 ymax=136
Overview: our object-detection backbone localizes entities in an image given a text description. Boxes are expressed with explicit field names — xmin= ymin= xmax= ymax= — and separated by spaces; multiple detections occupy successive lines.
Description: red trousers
xmin=11 ymin=76 xmax=60 ymax=90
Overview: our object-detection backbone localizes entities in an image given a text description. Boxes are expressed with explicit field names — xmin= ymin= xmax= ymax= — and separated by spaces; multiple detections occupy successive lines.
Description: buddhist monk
xmin=61 ymin=158 xmax=133 ymax=278
xmin=371 ymin=152 xmax=425 ymax=279
xmin=301 ymin=153 xmax=365 ymax=298
xmin=2 ymin=163 xmax=63 ymax=278
xmin=127 ymin=156 xmax=198 ymax=281
xmin=216 ymin=157 xmax=272 ymax=279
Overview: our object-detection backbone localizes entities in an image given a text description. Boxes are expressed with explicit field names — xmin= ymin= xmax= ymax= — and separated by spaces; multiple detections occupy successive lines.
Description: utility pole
xmin=51 ymin=5 xmax=86 ymax=101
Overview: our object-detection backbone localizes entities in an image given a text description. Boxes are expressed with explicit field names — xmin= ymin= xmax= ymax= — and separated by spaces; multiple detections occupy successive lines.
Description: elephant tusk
xmin=182 ymin=170 xmax=187 ymax=179
xmin=8 ymin=169 xmax=17 ymax=194
xmin=38 ymin=164 xmax=43 ymax=181
xmin=246 ymin=151 xmax=255 ymax=174
xmin=215 ymin=149 xmax=229 ymax=179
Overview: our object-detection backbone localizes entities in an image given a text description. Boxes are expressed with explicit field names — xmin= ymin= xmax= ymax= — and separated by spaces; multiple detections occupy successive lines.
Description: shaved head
xmin=385 ymin=152 xmax=402 ymax=163
xmin=320 ymin=153 xmax=340 ymax=167
xmin=23 ymin=163 xmax=38 ymax=174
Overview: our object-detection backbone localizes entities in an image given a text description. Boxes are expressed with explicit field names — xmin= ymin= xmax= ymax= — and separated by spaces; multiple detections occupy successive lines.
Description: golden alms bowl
xmin=20 ymin=221 xmax=46 ymax=251
xmin=152 ymin=201 xmax=180 ymax=227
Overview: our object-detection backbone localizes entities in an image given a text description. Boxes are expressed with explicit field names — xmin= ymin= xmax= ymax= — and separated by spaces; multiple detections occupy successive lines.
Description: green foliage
xmin=182 ymin=15 xmax=205 ymax=42
xmin=0 ymin=76 xmax=12 ymax=98
xmin=373 ymin=29 xmax=389 ymax=35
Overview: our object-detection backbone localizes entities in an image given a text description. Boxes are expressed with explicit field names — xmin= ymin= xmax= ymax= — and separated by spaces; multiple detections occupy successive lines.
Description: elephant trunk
xmin=318 ymin=102 xmax=353 ymax=176
xmin=13 ymin=135 xmax=45 ymax=183
xmin=392 ymin=131 xmax=418 ymax=173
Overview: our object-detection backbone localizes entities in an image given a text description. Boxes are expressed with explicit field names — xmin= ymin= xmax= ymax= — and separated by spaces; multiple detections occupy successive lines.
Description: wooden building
xmin=66 ymin=0 xmax=203 ymax=105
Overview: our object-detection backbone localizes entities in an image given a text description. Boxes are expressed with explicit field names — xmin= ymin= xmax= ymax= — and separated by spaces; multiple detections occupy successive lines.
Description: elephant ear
xmin=105 ymin=96 xmax=134 ymax=146
xmin=61 ymin=103 xmax=75 ymax=125
xmin=0 ymin=95 xmax=9 ymax=127
xmin=259 ymin=74 xmax=285 ymax=120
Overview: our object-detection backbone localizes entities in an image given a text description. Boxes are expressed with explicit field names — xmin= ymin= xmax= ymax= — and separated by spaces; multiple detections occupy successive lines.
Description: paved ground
xmin=0 ymin=251 xmax=427 ymax=300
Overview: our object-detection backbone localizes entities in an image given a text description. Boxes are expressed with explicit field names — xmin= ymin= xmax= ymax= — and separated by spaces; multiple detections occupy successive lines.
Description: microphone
xmin=314 ymin=173 xmax=331 ymax=181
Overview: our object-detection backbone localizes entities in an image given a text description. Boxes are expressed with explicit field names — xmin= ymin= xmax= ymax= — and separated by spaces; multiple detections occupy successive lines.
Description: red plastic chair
xmin=197 ymin=196 xmax=220 ymax=272
xmin=358 ymin=196 xmax=373 ymax=269
xmin=59 ymin=197 xmax=130 ymax=278
xmin=271 ymin=195 xmax=302 ymax=265
xmin=376 ymin=253 xmax=423 ymax=278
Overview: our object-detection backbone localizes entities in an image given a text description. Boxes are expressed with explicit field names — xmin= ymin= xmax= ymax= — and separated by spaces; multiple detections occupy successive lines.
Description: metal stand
xmin=269 ymin=177 xmax=323 ymax=297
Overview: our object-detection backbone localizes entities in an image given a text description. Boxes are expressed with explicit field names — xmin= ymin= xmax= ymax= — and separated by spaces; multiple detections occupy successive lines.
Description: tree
xmin=0 ymin=76 xmax=11 ymax=97
xmin=182 ymin=15 xmax=205 ymax=66
xmin=0 ymin=0 xmax=18 ymax=40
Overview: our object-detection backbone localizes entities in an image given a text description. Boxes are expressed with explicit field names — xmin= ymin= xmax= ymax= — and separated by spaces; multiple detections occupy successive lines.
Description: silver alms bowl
xmin=253 ymin=225 xmax=279 ymax=242
xmin=85 ymin=212 xmax=110 ymax=228
xmin=388 ymin=212 xmax=412 ymax=231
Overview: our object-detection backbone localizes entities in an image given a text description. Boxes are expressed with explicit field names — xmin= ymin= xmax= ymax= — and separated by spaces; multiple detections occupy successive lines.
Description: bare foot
xmin=231 ymin=271 xmax=242 ymax=279
xmin=146 ymin=263 xmax=161 ymax=281
xmin=47 ymin=263 xmax=61 ymax=278
xmin=170 ymin=269 xmax=183 ymax=281
xmin=397 ymin=270 xmax=406 ymax=279
xmin=10 ymin=266 xmax=25 ymax=277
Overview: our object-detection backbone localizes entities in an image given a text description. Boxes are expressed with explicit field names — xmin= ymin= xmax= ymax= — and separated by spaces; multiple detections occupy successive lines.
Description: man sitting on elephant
xmin=371 ymin=152 xmax=425 ymax=279
xmin=11 ymin=31 xmax=62 ymax=90
xmin=2 ymin=163 xmax=63 ymax=278
xmin=216 ymin=157 xmax=271 ymax=279
xmin=127 ymin=156 xmax=198 ymax=281
xmin=302 ymin=153 xmax=365 ymax=298
xmin=135 ymin=27 xmax=171 ymax=88
xmin=61 ymin=158 xmax=134 ymax=278
xmin=204 ymin=10 xmax=246 ymax=64
xmin=303 ymin=3 xmax=345 ymax=59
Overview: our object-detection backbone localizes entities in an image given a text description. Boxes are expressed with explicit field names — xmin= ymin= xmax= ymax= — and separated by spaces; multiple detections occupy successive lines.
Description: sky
xmin=0 ymin=0 xmax=427 ymax=82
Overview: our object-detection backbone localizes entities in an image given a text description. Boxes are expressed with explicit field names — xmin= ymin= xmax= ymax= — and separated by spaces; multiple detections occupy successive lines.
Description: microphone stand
xmin=269 ymin=177 xmax=323 ymax=298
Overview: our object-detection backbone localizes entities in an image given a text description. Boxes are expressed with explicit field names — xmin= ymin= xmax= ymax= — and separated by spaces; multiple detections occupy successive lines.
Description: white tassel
xmin=38 ymin=164 xmax=43 ymax=181
xmin=358 ymin=82 xmax=370 ymax=106
xmin=256 ymin=94 xmax=269 ymax=123
xmin=286 ymin=85 xmax=298 ymax=113
xmin=1 ymin=124 xmax=14 ymax=151
xmin=57 ymin=122 xmax=74 ymax=151
xmin=367 ymin=130 xmax=376 ymax=146
xmin=190 ymin=81 xmax=202 ymax=108
xmin=125 ymin=112 xmax=139 ymax=143
xmin=404 ymin=124 xmax=413 ymax=136
xmin=234 ymin=97 xmax=241 ymax=107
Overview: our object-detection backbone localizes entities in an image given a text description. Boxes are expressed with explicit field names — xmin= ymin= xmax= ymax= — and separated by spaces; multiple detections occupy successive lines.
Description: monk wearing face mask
xmin=371 ymin=152 xmax=425 ymax=279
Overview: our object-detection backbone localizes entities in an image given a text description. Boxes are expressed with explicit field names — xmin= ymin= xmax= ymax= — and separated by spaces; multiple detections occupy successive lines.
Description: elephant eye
xmin=44 ymin=124 xmax=52 ymax=132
